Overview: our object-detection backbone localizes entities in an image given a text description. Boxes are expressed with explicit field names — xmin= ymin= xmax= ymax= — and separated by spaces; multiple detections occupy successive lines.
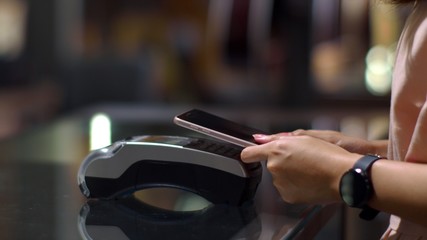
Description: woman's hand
xmin=241 ymin=134 xmax=361 ymax=204
xmin=254 ymin=130 xmax=388 ymax=156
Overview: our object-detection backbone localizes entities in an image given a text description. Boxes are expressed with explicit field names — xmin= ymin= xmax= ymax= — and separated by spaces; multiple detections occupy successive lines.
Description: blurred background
xmin=0 ymin=0 xmax=414 ymax=239
xmin=0 ymin=0 xmax=411 ymax=140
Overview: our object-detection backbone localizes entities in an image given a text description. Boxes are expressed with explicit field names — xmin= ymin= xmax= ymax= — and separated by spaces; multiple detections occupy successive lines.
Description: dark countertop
xmin=0 ymin=105 xmax=346 ymax=240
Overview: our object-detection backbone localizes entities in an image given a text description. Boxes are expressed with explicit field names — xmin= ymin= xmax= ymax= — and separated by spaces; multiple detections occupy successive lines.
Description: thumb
xmin=241 ymin=145 xmax=268 ymax=163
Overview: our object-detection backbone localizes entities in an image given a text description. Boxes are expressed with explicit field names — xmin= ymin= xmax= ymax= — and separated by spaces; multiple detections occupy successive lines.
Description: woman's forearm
xmin=370 ymin=159 xmax=427 ymax=226
xmin=371 ymin=140 xmax=389 ymax=156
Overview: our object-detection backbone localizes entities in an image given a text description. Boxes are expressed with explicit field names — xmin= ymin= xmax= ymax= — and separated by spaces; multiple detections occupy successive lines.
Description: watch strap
xmin=353 ymin=154 xmax=382 ymax=172
xmin=353 ymin=154 xmax=384 ymax=221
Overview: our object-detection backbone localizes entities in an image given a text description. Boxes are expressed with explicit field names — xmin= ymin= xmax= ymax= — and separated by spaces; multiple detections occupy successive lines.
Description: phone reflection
xmin=78 ymin=188 xmax=261 ymax=240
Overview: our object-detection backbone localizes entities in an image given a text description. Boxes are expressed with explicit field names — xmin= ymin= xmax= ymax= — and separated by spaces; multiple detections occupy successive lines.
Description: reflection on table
xmin=79 ymin=191 xmax=260 ymax=240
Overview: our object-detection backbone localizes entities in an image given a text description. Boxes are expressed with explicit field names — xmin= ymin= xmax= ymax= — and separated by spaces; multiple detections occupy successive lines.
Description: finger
xmin=292 ymin=129 xmax=321 ymax=136
xmin=292 ymin=129 xmax=340 ymax=144
xmin=293 ymin=129 xmax=334 ymax=137
xmin=240 ymin=145 xmax=269 ymax=163
xmin=252 ymin=134 xmax=273 ymax=143
xmin=291 ymin=129 xmax=305 ymax=135
xmin=253 ymin=132 xmax=292 ymax=143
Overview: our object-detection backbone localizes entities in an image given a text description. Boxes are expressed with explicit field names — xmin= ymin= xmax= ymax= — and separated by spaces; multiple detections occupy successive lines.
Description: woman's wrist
xmin=332 ymin=153 xmax=362 ymax=202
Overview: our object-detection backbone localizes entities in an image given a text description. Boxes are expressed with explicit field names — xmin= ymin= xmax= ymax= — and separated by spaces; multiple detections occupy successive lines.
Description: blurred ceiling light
xmin=0 ymin=0 xmax=27 ymax=59
xmin=365 ymin=45 xmax=394 ymax=96
xmin=89 ymin=113 xmax=112 ymax=150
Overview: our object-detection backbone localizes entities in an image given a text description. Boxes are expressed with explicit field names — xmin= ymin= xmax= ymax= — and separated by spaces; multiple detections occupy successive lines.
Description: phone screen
xmin=174 ymin=109 xmax=268 ymax=147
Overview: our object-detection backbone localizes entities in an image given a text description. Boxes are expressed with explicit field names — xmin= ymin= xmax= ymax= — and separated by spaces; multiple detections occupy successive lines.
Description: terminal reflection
xmin=78 ymin=190 xmax=261 ymax=240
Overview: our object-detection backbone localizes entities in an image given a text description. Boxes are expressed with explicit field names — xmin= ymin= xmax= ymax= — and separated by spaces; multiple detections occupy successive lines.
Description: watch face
xmin=339 ymin=169 xmax=368 ymax=207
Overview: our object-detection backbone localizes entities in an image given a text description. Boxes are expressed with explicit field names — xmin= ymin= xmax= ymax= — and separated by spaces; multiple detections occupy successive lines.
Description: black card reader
xmin=78 ymin=135 xmax=262 ymax=205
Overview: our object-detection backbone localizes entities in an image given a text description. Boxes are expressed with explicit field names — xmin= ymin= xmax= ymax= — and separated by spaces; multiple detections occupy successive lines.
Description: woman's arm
xmin=370 ymin=140 xmax=389 ymax=157
xmin=242 ymin=133 xmax=427 ymax=227
xmin=370 ymin=159 xmax=427 ymax=226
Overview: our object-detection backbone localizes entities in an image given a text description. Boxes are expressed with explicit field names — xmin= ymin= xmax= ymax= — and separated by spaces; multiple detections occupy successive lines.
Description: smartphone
xmin=174 ymin=109 xmax=268 ymax=147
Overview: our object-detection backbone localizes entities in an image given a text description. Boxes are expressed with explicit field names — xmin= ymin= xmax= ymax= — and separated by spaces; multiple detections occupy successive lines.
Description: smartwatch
xmin=339 ymin=154 xmax=384 ymax=220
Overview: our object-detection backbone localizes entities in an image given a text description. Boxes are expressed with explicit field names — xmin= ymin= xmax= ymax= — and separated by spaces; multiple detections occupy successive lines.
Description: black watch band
xmin=354 ymin=154 xmax=381 ymax=174
xmin=356 ymin=154 xmax=383 ymax=220
xmin=340 ymin=154 xmax=384 ymax=220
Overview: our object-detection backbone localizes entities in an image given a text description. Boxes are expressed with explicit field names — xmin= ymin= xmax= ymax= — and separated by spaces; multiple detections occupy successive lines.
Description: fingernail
xmin=253 ymin=134 xmax=269 ymax=139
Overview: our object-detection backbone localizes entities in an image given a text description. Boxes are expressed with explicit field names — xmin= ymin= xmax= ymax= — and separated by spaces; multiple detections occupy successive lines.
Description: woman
xmin=241 ymin=0 xmax=427 ymax=238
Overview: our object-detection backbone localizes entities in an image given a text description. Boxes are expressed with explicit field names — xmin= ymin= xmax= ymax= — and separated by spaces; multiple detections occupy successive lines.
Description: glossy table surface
xmin=0 ymin=105 xmax=340 ymax=240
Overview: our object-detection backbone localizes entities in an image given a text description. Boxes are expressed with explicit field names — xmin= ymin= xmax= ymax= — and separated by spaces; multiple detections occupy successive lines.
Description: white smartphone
xmin=174 ymin=109 xmax=268 ymax=147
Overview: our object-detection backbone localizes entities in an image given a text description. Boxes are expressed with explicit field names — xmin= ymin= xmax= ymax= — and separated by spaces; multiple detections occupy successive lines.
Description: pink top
xmin=383 ymin=1 xmax=427 ymax=239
